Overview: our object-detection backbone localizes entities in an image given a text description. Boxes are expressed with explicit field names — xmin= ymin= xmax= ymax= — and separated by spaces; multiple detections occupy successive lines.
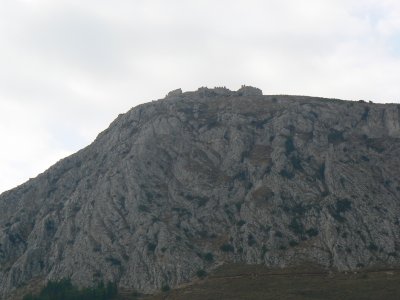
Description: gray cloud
xmin=0 ymin=0 xmax=400 ymax=192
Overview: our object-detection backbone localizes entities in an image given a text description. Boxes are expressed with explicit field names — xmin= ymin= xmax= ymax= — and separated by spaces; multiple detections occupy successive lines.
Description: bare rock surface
xmin=1 ymin=86 xmax=400 ymax=298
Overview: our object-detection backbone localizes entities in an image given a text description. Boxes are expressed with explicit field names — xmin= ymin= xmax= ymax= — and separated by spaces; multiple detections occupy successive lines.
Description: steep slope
xmin=1 ymin=86 xmax=400 ymax=299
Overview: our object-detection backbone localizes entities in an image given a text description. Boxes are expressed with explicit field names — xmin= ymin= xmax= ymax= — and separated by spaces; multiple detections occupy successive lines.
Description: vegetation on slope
xmin=141 ymin=264 xmax=400 ymax=300
xmin=21 ymin=264 xmax=400 ymax=300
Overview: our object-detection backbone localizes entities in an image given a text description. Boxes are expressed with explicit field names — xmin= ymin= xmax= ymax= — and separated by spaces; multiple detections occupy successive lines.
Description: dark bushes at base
xmin=23 ymin=279 xmax=117 ymax=300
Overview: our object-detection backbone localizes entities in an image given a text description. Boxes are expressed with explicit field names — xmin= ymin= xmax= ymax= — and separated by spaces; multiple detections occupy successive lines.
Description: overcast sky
xmin=1 ymin=0 xmax=400 ymax=193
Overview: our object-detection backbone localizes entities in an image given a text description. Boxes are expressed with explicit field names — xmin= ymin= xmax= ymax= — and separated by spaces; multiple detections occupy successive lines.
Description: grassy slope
xmin=130 ymin=264 xmax=400 ymax=300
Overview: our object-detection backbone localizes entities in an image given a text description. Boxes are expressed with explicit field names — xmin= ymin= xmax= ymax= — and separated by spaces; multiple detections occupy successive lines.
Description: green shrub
xmin=306 ymin=228 xmax=319 ymax=237
xmin=247 ymin=234 xmax=256 ymax=246
xmin=147 ymin=243 xmax=157 ymax=252
xmin=290 ymin=155 xmax=303 ymax=170
xmin=317 ymin=163 xmax=325 ymax=181
xmin=204 ymin=252 xmax=214 ymax=262
xmin=368 ymin=243 xmax=379 ymax=252
xmin=360 ymin=155 xmax=370 ymax=162
xmin=138 ymin=204 xmax=150 ymax=213
xmin=336 ymin=199 xmax=352 ymax=213
xmin=260 ymin=245 xmax=268 ymax=259
xmin=290 ymin=204 xmax=307 ymax=216
xmin=285 ymin=137 xmax=295 ymax=155
xmin=220 ymin=243 xmax=234 ymax=252
xmin=361 ymin=107 xmax=370 ymax=121
xmin=235 ymin=202 xmax=243 ymax=211
xmin=366 ymin=138 xmax=385 ymax=153
xmin=330 ymin=199 xmax=352 ymax=222
xmin=288 ymin=219 xmax=304 ymax=235
xmin=237 ymin=220 xmax=246 ymax=227
xmin=280 ymin=169 xmax=294 ymax=179
xmin=328 ymin=129 xmax=344 ymax=144
xmin=196 ymin=269 xmax=207 ymax=279
xmin=105 ymin=257 xmax=121 ymax=266
xmin=45 ymin=219 xmax=55 ymax=232
xmin=161 ymin=284 xmax=170 ymax=292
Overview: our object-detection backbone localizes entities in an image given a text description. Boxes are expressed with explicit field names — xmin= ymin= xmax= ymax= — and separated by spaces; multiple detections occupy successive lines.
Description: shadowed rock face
xmin=1 ymin=87 xmax=400 ymax=298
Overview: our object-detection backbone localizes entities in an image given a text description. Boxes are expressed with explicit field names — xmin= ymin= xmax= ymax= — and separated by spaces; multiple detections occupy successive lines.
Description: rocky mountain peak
xmin=1 ymin=89 xmax=400 ymax=299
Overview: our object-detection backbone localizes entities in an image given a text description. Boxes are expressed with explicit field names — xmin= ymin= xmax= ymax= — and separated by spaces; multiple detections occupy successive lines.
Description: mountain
xmin=1 ymin=86 xmax=400 ymax=299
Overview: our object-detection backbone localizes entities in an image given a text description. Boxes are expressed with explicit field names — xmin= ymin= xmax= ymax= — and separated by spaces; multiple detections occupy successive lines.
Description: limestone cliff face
xmin=1 ymin=87 xmax=400 ymax=298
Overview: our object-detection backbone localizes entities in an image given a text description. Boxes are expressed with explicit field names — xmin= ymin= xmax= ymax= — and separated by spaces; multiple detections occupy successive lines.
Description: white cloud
xmin=0 ymin=0 xmax=400 ymax=192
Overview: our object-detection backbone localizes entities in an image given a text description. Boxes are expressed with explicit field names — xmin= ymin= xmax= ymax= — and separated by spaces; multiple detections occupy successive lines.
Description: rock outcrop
xmin=1 ymin=86 xmax=400 ymax=298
